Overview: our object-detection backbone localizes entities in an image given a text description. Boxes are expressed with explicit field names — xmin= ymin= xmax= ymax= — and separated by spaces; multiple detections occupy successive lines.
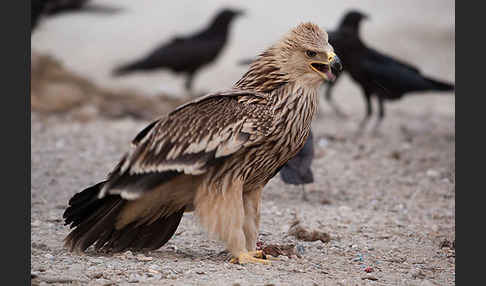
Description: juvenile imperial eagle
xmin=63 ymin=22 xmax=342 ymax=264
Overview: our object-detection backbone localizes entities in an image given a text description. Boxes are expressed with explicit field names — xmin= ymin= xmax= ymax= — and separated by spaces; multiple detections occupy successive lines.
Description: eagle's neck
xmin=269 ymin=82 xmax=318 ymax=151
xmin=234 ymin=50 xmax=290 ymax=93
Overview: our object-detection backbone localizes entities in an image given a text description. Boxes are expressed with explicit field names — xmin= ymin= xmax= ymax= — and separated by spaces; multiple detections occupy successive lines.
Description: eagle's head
xmin=236 ymin=22 xmax=342 ymax=92
xmin=277 ymin=22 xmax=342 ymax=87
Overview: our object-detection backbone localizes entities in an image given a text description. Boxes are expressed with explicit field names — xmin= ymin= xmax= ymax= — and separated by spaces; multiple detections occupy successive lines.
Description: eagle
xmin=63 ymin=22 xmax=342 ymax=265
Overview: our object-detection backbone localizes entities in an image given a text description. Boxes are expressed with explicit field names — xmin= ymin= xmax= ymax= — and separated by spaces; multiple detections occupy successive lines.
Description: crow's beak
xmin=330 ymin=54 xmax=343 ymax=79
xmin=235 ymin=9 xmax=245 ymax=17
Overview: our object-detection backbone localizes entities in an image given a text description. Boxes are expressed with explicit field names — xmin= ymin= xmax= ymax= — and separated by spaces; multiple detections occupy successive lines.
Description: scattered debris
xmin=288 ymin=214 xmax=331 ymax=243
xmin=364 ymin=267 xmax=374 ymax=273
xmin=136 ymin=254 xmax=153 ymax=262
xmin=439 ymin=239 xmax=455 ymax=249
xmin=262 ymin=244 xmax=298 ymax=258
xmin=390 ymin=150 xmax=401 ymax=160
xmin=320 ymin=198 xmax=331 ymax=205
xmin=361 ymin=275 xmax=378 ymax=281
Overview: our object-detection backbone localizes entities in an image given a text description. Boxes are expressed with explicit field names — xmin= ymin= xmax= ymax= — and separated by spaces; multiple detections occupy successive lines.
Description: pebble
xmin=149 ymin=264 xmax=161 ymax=271
xmin=136 ymin=255 xmax=153 ymax=261
xmin=318 ymin=138 xmax=329 ymax=148
xmin=44 ymin=254 xmax=54 ymax=260
xmin=296 ymin=244 xmax=305 ymax=256
xmin=411 ymin=268 xmax=426 ymax=279
xmin=90 ymin=258 xmax=103 ymax=264
xmin=128 ymin=274 xmax=141 ymax=283
xmin=426 ymin=169 xmax=440 ymax=178
xmin=361 ymin=275 xmax=378 ymax=281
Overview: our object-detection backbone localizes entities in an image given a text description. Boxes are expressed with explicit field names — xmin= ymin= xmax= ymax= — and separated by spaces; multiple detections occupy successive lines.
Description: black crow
xmin=31 ymin=0 xmax=121 ymax=33
xmin=113 ymin=8 xmax=244 ymax=92
xmin=325 ymin=10 xmax=454 ymax=129
xmin=280 ymin=131 xmax=314 ymax=201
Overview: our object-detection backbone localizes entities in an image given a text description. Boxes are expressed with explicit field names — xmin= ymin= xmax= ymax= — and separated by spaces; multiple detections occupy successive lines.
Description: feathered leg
xmin=242 ymin=186 xmax=262 ymax=252
xmin=194 ymin=177 xmax=269 ymax=264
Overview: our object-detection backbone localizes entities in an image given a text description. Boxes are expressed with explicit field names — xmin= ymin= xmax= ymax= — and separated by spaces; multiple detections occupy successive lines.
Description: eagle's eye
xmin=306 ymin=50 xmax=317 ymax=58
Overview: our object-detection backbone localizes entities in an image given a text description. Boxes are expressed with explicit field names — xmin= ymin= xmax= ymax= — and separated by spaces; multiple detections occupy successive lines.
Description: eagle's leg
xmin=242 ymin=186 xmax=262 ymax=252
xmin=194 ymin=178 xmax=269 ymax=265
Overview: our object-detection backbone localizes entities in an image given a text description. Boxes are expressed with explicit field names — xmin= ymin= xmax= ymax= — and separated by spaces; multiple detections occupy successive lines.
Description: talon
xmin=230 ymin=252 xmax=271 ymax=265
xmin=247 ymin=250 xmax=265 ymax=259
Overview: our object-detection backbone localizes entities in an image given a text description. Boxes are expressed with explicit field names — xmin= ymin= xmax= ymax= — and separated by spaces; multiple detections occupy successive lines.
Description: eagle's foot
xmin=230 ymin=251 xmax=271 ymax=265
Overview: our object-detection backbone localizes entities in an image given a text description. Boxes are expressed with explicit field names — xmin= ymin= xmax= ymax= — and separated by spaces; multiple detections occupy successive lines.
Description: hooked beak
xmin=234 ymin=9 xmax=245 ymax=17
xmin=310 ymin=52 xmax=343 ymax=82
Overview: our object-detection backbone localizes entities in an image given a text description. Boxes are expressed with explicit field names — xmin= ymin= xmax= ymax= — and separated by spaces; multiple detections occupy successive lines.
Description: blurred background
xmin=31 ymin=0 xmax=454 ymax=98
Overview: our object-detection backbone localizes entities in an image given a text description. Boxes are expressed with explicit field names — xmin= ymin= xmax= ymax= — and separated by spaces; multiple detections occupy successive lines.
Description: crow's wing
xmin=135 ymin=36 xmax=223 ymax=70
xmin=365 ymin=47 xmax=420 ymax=73
xmin=361 ymin=55 xmax=441 ymax=95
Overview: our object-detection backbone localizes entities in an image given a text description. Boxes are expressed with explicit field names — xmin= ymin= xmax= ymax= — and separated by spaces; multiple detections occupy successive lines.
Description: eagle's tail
xmin=63 ymin=181 xmax=184 ymax=253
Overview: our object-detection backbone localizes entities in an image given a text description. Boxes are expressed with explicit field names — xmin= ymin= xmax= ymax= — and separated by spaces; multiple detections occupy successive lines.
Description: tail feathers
xmin=112 ymin=62 xmax=143 ymax=77
xmin=425 ymin=77 xmax=455 ymax=92
xmin=63 ymin=181 xmax=185 ymax=253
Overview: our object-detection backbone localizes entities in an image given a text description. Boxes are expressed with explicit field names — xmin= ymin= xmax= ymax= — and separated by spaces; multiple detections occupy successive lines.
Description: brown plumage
xmin=63 ymin=22 xmax=342 ymax=264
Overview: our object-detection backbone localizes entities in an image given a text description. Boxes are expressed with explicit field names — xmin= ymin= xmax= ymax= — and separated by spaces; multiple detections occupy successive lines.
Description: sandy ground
xmin=31 ymin=1 xmax=455 ymax=285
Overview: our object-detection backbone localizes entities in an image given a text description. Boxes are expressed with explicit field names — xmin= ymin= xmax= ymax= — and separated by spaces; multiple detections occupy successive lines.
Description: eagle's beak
xmin=310 ymin=52 xmax=343 ymax=82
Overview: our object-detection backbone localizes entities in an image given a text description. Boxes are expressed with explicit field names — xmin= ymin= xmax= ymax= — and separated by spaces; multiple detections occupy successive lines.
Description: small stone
xmin=90 ymin=258 xmax=103 ymax=264
xmin=426 ymin=169 xmax=440 ymax=178
xmin=411 ymin=268 xmax=426 ymax=279
xmin=167 ymin=274 xmax=177 ymax=280
xmin=44 ymin=254 xmax=54 ymax=260
xmin=361 ymin=275 xmax=378 ymax=281
xmin=149 ymin=264 xmax=161 ymax=271
xmin=296 ymin=244 xmax=305 ymax=256
xmin=92 ymin=273 xmax=103 ymax=279
xmin=128 ymin=274 xmax=140 ymax=283
xmin=136 ymin=254 xmax=153 ymax=261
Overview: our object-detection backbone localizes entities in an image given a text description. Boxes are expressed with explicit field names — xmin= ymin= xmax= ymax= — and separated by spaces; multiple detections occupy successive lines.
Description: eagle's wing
xmin=101 ymin=89 xmax=273 ymax=199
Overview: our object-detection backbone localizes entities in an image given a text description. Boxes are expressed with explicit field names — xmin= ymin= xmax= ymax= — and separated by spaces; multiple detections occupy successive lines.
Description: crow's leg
xmin=184 ymin=72 xmax=195 ymax=94
xmin=301 ymin=185 xmax=309 ymax=202
xmin=356 ymin=91 xmax=373 ymax=136
xmin=372 ymin=97 xmax=385 ymax=136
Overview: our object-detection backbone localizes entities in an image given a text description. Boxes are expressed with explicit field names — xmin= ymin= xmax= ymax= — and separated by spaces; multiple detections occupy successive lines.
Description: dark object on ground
xmin=113 ymin=8 xmax=244 ymax=92
xmin=261 ymin=244 xmax=299 ymax=259
xmin=288 ymin=214 xmax=331 ymax=243
xmin=280 ymin=131 xmax=314 ymax=201
xmin=325 ymin=10 xmax=454 ymax=129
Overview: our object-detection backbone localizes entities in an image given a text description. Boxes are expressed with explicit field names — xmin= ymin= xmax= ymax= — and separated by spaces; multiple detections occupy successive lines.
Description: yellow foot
xmin=247 ymin=250 xmax=264 ymax=258
xmin=230 ymin=252 xmax=271 ymax=265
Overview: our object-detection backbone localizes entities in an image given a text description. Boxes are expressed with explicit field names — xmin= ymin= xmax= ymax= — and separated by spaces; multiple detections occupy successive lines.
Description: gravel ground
xmin=31 ymin=1 xmax=454 ymax=285
xmin=31 ymin=92 xmax=455 ymax=285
